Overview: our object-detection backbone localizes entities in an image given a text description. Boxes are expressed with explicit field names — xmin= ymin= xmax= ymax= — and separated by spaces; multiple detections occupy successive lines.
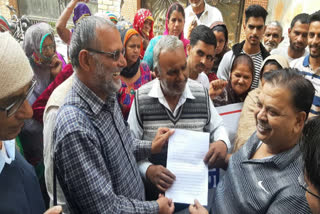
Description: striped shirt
xmin=212 ymin=132 xmax=311 ymax=214
xmin=291 ymin=55 xmax=320 ymax=115
xmin=53 ymin=76 xmax=158 ymax=213
xmin=242 ymin=50 xmax=263 ymax=89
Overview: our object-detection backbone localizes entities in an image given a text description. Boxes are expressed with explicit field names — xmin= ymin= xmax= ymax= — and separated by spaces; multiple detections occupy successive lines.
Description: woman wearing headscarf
xmin=233 ymin=55 xmax=289 ymax=152
xmin=133 ymin=8 xmax=154 ymax=58
xmin=56 ymin=0 xmax=91 ymax=45
xmin=0 ymin=15 xmax=10 ymax=32
xmin=20 ymin=22 xmax=65 ymax=166
xmin=118 ymin=29 xmax=152 ymax=120
xmin=143 ymin=2 xmax=189 ymax=70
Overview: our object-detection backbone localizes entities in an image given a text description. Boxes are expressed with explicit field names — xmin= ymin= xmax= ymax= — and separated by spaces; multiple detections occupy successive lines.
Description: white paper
xmin=166 ymin=129 xmax=209 ymax=205
xmin=216 ymin=102 xmax=243 ymax=150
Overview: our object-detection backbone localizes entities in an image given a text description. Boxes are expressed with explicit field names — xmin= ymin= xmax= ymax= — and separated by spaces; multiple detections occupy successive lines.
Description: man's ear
xmin=79 ymin=50 xmax=93 ymax=72
xmin=294 ymin=111 xmax=307 ymax=134
xmin=187 ymin=44 xmax=191 ymax=56
xmin=280 ymin=36 xmax=284 ymax=43
xmin=154 ymin=67 xmax=160 ymax=78
xmin=288 ymin=28 xmax=291 ymax=35
xmin=243 ymin=22 xmax=246 ymax=30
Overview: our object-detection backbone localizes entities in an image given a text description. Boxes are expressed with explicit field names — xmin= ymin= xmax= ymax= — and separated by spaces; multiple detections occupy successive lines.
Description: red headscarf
xmin=133 ymin=8 xmax=154 ymax=41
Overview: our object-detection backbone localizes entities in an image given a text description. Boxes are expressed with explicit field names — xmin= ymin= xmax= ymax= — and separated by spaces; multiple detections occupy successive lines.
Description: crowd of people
xmin=0 ymin=0 xmax=320 ymax=213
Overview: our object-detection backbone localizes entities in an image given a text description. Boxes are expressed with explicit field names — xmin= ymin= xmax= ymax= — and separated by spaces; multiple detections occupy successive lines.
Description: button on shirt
xmin=53 ymin=76 xmax=158 ymax=213
xmin=213 ymin=132 xmax=311 ymax=214
xmin=0 ymin=140 xmax=15 ymax=174
xmin=291 ymin=55 xmax=320 ymax=115
xmin=184 ymin=3 xmax=223 ymax=38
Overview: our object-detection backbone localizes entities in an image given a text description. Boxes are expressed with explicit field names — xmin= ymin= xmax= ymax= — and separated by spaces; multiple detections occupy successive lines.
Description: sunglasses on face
xmin=0 ymin=79 xmax=36 ymax=117
xmin=86 ymin=48 xmax=125 ymax=61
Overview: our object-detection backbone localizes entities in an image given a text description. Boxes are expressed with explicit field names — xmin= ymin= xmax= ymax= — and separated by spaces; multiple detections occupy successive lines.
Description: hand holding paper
xmin=166 ymin=129 xmax=209 ymax=205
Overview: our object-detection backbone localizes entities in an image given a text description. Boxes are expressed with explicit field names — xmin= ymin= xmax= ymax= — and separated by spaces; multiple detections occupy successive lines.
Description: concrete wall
xmin=98 ymin=0 xmax=121 ymax=17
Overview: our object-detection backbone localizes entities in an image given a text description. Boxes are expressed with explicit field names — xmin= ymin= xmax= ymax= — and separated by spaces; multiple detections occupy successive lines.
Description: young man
xmin=291 ymin=10 xmax=320 ymax=116
xmin=187 ymin=25 xmax=216 ymax=89
xmin=217 ymin=4 xmax=269 ymax=89
xmin=263 ymin=21 xmax=284 ymax=52
xmin=271 ymin=13 xmax=310 ymax=63
xmin=0 ymin=32 xmax=62 ymax=214
xmin=184 ymin=0 xmax=223 ymax=39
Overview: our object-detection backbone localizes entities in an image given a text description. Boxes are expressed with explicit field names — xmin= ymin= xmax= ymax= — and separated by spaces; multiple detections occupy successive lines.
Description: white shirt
xmin=0 ymin=139 xmax=15 ymax=174
xmin=184 ymin=2 xmax=223 ymax=38
xmin=196 ymin=72 xmax=210 ymax=89
xmin=271 ymin=45 xmax=309 ymax=63
xmin=127 ymin=78 xmax=230 ymax=178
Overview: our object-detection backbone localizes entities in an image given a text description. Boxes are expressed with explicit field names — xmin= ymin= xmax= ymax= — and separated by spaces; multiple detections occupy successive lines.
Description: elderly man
xmin=187 ymin=25 xmax=216 ymax=89
xmin=263 ymin=21 xmax=284 ymax=52
xmin=291 ymin=10 xmax=320 ymax=116
xmin=300 ymin=116 xmax=320 ymax=214
xmin=128 ymin=35 xmax=230 ymax=206
xmin=52 ymin=16 xmax=174 ymax=213
xmin=184 ymin=0 xmax=223 ymax=39
xmin=217 ymin=4 xmax=269 ymax=89
xmin=0 ymin=33 xmax=62 ymax=214
xmin=190 ymin=68 xmax=314 ymax=214
xmin=271 ymin=13 xmax=309 ymax=62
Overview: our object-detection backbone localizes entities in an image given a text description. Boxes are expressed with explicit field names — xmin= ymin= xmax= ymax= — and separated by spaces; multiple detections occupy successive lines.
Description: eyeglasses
xmin=86 ymin=48 xmax=124 ymax=61
xmin=0 ymin=79 xmax=36 ymax=117
xmin=299 ymin=173 xmax=320 ymax=200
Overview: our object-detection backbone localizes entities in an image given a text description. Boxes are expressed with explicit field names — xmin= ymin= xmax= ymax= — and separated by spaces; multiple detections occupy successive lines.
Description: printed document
xmin=166 ymin=129 xmax=209 ymax=205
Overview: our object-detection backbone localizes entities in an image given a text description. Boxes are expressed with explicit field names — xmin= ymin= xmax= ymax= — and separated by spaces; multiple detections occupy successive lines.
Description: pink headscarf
xmin=163 ymin=2 xmax=189 ymax=55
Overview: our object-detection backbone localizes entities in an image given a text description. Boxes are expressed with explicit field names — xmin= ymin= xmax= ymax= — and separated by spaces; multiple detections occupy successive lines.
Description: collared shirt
xmin=0 ymin=139 xmax=15 ymax=174
xmin=291 ymin=55 xmax=320 ymax=115
xmin=184 ymin=2 xmax=223 ymax=38
xmin=213 ymin=132 xmax=311 ymax=214
xmin=128 ymin=78 xmax=230 ymax=177
xmin=53 ymin=76 xmax=158 ymax=213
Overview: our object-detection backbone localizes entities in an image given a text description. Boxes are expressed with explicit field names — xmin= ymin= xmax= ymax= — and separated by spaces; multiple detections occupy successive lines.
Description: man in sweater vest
xmin=128 ymin=35 xmax=230 ymax=210
xmin=0 ymin=33 xmax=62 ymax=214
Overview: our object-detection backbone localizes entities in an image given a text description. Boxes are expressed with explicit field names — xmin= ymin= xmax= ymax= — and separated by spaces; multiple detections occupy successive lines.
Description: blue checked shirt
xmin=213 ymin=132 xmax=311 ymax=214
xmin=53 ymin=76 xmax=159 ymax=214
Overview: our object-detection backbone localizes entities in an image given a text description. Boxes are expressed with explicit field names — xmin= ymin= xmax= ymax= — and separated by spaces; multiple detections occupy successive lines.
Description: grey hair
xmin=267 ymin=21 xmax=283 ymax=36
xmin=153 ymin=35 xmax=184 ymax=73
xmin=69 ymin=16 xmax=116 ymax=69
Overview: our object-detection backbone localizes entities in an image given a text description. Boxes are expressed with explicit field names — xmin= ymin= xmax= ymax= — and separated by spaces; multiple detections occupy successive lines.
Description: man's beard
xmin=93 ymin=61 xmax=121 ymax=98
xmin=264 ymin=41 xmax=277 ymax=52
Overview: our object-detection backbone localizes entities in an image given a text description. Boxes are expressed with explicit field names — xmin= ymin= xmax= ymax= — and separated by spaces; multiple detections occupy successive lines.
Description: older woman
xmin=118 ymin=29 xmax=152 ymax=119
xmin=210 ymin=54 xmax=254 ymax=107
xmin=133 ymin=8 xmax=154 ymax=58
xmin=233 ymin=55 xmax=289 ymax=152
xmin=20 ymin=23 xmax=65 ymax=166
xmin=143 ymin=2 xmax=189 ymax=70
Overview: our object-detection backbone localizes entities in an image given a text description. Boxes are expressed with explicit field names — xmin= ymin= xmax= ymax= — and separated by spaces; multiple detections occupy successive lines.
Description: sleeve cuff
xmin=138 ymin=159 xmax=153 ymax=179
